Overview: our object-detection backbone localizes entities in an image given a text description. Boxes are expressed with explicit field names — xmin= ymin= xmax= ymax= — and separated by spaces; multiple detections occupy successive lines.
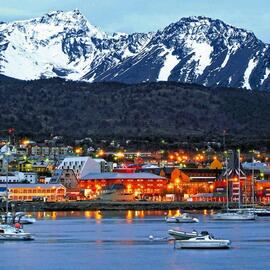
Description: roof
xmin=50 ymin=169 xmax=64 ymax=183
xmin=61 ymin=156 xmax=90 ymax=161
xmin=81 ymin=172 xmax=167 ymax=180
xmin=0 ymin=184 xmax=65 ymax=189
xmin=93 ymin=158 xmax=106 ymax=163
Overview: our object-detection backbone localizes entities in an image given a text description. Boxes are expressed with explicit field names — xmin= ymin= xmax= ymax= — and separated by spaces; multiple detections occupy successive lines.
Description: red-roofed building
xmin=79 ymin=172 xmax=168 ymax=200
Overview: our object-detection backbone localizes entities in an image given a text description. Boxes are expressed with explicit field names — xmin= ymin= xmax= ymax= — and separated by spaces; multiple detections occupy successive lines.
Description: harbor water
xmin=1 ymin=210 xmax=270 ymax=270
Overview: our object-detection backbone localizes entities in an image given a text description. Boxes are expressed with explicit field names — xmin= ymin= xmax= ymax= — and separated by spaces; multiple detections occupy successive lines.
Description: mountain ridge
xmin=0 ymin=10 xmax=270 ymax=90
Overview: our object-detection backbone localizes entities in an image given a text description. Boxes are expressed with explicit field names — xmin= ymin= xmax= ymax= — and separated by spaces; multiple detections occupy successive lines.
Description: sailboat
xmin=240 ymin=156 xmax=270 ymax=216
xmin=0 ymin=144 xmax=34 ymax=240
xmin=212 ymin=151 xmax=256 ymax=221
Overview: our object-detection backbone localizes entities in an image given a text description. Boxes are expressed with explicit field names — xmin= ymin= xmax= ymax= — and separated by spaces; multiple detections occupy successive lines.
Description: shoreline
xmin=1 ymin=201 xmax=228 ymax=212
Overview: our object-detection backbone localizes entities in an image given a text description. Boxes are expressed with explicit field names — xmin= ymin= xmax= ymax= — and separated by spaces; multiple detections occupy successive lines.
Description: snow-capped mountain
xmin=0 ymin=10 xmax=270 ymax=90
xmin=0 ymin=10 xmax=152 ymax=81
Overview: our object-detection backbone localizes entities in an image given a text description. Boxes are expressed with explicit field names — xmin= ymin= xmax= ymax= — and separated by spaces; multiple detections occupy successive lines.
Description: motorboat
xmin=0 ymin=224 xmax=34 ymax=241
xmin=212 ymin=210 xmax=256 ymax=221
xmin=165 ymin=213 xmax=199 ymax=223
xmin=168 ymin=229 xmax=209 ymax=240
xmin=1 ymin=212 xmax=36 ymax=224
xmin=16 ymin=212 xmax=37 ymax=224
xmin=175 ymin=234 xmax=231 ymax=249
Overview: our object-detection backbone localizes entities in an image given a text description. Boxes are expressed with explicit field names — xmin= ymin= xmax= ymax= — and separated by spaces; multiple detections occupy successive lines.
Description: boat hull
xmin=0 ymin=233 xmax=34 ymax=241
xmin=20 ymin=217 xmax=36 ymax=224
xmin=176 ymin=241 xmax=231 ymax=249
xmin=212 ymin=213 xmax=256 ymax=221
xmin=166 ymin=217 xmax=199 ymax=223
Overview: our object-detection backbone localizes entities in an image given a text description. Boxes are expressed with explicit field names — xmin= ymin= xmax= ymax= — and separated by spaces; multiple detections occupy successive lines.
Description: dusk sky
xmin=1 ymin=0 xmax=270 ymax=42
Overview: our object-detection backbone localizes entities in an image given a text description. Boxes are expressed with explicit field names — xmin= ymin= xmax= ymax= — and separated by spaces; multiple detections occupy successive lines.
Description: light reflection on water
xmin=33 ymin=209 xmax=208 ymax=222
xmin=2 ymin=210 xmax=270 ymax=270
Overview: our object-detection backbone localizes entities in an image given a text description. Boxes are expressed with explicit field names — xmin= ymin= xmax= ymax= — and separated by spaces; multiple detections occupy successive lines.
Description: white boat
xmin=16 ymin=212 xmax=37 ymax=224
xmin=1 ymin=212 xmax=37 ymax=224
xmin=241 ymin=208 xmax=270 ymax=217
xmin=212 ymin=211 xmax=256 ymax=221
xmin=168 ymin=229 xmax=208 ymax=240
xmin=165 ymin=213 xmax=199 ymax=223
xmin=0 ymin=224 xmax=34 ymax=241
xmin=175 ymin=234 xmax=231 ymax=249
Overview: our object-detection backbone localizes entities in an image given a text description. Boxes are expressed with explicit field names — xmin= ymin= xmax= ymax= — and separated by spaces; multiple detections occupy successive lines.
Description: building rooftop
xmin=81 ymin=172 xmax=167 ymax=180
xmin=0 ymin=184 xmax=64 ymax=188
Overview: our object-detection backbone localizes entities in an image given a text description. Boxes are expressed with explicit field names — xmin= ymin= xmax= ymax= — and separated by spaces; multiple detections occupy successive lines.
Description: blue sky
xmin=1 ymin=0 xmax=270 ymax=42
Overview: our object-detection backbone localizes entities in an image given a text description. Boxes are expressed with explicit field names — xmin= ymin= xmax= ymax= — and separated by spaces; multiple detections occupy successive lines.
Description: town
xmin=1 ymin=129 xmax=269 ymax=205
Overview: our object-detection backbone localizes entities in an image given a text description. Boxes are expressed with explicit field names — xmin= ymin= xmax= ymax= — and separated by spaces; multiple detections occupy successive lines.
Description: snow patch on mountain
xmin=261 ymin=68 xmax=270 ymax=84
xmin=157 ymin=48 xmax=180 ymax=81
xmin=243 ymin=58 xmax=258 ymax=90
xmin=187 ymin=41 xmax=213 ymax=76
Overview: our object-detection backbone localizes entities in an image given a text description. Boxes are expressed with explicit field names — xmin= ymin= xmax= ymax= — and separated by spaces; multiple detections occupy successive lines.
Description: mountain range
xmin=0 ymin=10 xmax=270 ymax=90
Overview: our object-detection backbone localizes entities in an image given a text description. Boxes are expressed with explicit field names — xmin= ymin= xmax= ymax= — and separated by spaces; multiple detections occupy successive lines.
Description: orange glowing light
xmin=175 ymin=178 xmax=180 ymax=185
xmin=94 ymin=211 xmax=102 ymax=221
xmin=51 ymin=212 xmax=57 ymax=220
xmin=75 ymin=147 xmax=82 ymax=154
xmin=85 ymin=211 xmax=91 ymax=219
xmin=22 ymin=139 xmax=30 ymax=145
xmin=116 ymin=152 xmax=125 ymax=158
xmin=167 ymin=183 xmax=174 ymax=189
xmin=98 ymin=149 xmax=105 ymax=156
xmin=126 ymin=210 xmax=133 ymax=221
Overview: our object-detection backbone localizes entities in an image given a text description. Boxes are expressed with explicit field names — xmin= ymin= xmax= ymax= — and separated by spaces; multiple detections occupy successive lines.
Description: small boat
xmin=165 ymin=213 xmax=199 ymax=223
xmin=1 ymin=212 xmax=36 ymax=224
xmin=0 ymin=224 xmax=34 ymax=241
xmin=16 ymin=213 xmax=37 ymax=224
xmin=168 ymin=229 xmax=206 ymax=240
xmin=212 ymin=211 xmax=256 ymax=221
xmin=175 ymin=234 xmax=231 ymax=249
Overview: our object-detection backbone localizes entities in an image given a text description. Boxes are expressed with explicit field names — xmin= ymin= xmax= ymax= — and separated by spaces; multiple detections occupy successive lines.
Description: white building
xmin=58 ymin=157 xmax=108 ymax=178
xmin=0 ymin=171 xmax=38 ymax=184
xmin=31 ymin=146 xmax=72 ymax=157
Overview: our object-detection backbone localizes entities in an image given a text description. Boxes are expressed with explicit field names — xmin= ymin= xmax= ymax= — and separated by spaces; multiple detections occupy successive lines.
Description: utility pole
xmin=223 ymin=130 xmax=226 ymax=152
xmin=251 ymin=155 xmax=255 ymax=206
xmin=238 ymin=150 xmax=241 ymax=209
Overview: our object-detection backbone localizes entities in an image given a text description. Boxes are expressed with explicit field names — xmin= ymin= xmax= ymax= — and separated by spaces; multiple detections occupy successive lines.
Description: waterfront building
xmin=50 ymin=169 xmax=78 ymax=188
xmin=256 ymin=180 xmax=270 ymax=203
xmin=139 ymin=166 xmax=222 ymax=199
xmin=79 ymin=172 xmax=168 ymax=200
xmin=58 ymin=157 xmax=110 ymax=178
xmin=0 ymin=184 xmax=66 ymax=202
xmin=0 ymin=171 xmax=38 ymax=184
xmin=18 ymin=160 xmax=33 ymax=172
xmin=32 ymin=161 xmax=50 ymax=173
xmin=31 ymin=145 xmax=73 ymax=157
